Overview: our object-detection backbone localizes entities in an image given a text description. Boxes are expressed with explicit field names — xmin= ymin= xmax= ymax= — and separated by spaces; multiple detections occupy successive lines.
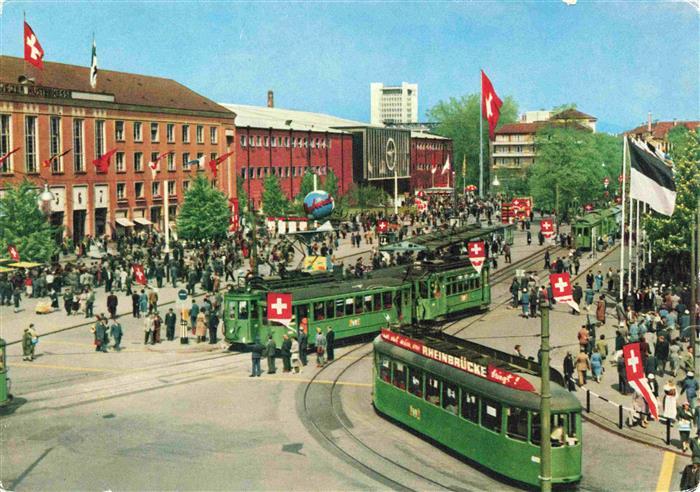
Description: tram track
xmin=301 ymin=342 xmax=471 ymax=491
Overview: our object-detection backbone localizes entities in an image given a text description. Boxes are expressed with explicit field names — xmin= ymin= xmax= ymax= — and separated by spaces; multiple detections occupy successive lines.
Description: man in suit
xmin=265 ymin=335 xmax=277 ymax=374
xmin=165 ymin=308 xmax=177 ymax=341
xmin=208 ymin=310 xmax=219 ymax=344
xmin=249 ymin=339 xmax=263 ymax=377
xmin=106 ymin=291 xmax=118 ymax=319
xmin=298 ymin=320 xmax=308 ymax=366
xmin=326 ymin=326 xmax=335 ymax=361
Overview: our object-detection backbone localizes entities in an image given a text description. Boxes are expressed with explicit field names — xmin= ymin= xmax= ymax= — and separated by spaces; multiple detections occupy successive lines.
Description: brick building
xmin=626 ymin=114 xmax=699 ymax=154
xmin=223 ymin=96 xmax=451 ymax=205
xmin=0 ymin=55 xmax=236 ymax=244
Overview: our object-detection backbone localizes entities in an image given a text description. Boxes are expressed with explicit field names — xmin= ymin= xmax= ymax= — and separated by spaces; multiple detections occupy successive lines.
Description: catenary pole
xmin=619 ymin=137 xmax=627 ymax=301
xmin=479 ymin=71 xmax=484 ymax=199
xmin=539 ymin=299 xmax=552 ymax=492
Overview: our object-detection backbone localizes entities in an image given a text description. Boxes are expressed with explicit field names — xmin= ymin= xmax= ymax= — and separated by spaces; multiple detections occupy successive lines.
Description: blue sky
xmin=0 ymin=1 xmax=697 ymax=132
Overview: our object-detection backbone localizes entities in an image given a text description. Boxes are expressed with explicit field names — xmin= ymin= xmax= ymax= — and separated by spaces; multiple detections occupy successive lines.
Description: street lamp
xmin=492 ymin=175 xmax=500 ymax=187
xmin=37 ymin=183 xmax=54 ymax=210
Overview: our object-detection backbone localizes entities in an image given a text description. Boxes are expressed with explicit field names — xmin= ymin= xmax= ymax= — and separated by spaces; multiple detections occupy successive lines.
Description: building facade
xmin=626 ymin=114 xmax=699 ymax=154
xmin=370 ymin=82 xmax=418 ymax=126
xmin=491 ymin=109 xmax=596 ymax=192
xmin=0 ymin=56 xmax=236 ymax=244
xmin=410 ymin=133 xmax=453 ymax=191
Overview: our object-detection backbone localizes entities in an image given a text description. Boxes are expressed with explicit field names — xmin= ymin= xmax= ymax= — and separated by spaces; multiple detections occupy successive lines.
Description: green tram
xmin=572 ymin=206 xmax=621 ymax=251
xmin=223 ymin=258 xmax=489 ymax=348
xmin=373 ymin=329 xmax=582 ymax=487
xmin=381 ymin=223 xmax=514 ymax=256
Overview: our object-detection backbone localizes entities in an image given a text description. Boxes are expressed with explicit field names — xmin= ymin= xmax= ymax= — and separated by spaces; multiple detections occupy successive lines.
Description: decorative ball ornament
xmin=303 ymin=190 xmax=335 ymax=219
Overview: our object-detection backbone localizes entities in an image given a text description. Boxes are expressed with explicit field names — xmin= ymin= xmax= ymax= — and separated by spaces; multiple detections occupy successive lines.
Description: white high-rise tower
xmin=370 ymin=82 xmax=418 ymax=126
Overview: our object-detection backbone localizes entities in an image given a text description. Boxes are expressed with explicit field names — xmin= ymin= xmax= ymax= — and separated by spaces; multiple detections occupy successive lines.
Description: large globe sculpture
xmin=303 ymin=190 xmax=335 ymax=219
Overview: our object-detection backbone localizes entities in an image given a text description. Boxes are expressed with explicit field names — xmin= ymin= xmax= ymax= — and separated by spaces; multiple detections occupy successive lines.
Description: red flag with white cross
xmin=24 ymin=22 xmax=44 ymax=69
xmin=540 ymin=218 xmax=554 ymax=239
xmin=481 ymin=70 xmax=503 ymax=139
xmin=376 ymin=220 xmax=389 ymax=234
xmin=624 ymin=342 xmax=659 ymax=419
xmin=267 ymin=292 xmax=293 ymax=325
xmin=7 ymin=244 xmax=20 ymax=262
xmin=132 ymin=264 xmax=147 ymax=285
xmin=549 ymin=272 xmax=579 ymax=312
xmin=467 ymin=240 xmax=486 ymax=274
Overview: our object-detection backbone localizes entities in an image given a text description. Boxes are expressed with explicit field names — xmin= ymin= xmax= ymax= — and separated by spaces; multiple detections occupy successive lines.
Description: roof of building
xmin=551 ymin=108 xmax=597 ymax=121
xmin=626 ymin=121 xmax=700 ymax=139
xmin=220 ymin=103 xmax=449 ymax=140
xmin=0 ymin=55 xmax=233 ymax=116
xmin=495 ymin=119 xmax=592 ymax=135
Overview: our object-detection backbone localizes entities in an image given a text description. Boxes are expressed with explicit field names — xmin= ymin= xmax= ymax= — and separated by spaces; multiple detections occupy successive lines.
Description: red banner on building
xmin=380 ymin=329 xmax=535 ymax=392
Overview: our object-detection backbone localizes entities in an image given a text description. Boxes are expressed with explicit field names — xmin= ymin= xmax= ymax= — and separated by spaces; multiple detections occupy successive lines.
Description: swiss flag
xmin=7 ymin=244 xmax=20 ymax=262
xmin=148 ymin=151 xmax=171 ymax=178
xmin=549 ymin=273 xmax=576 ymax=305
xmin=376 ymin=220 xmax=389 ymax=233
xmin=267 ymin=292 xmax=292 ymax=325
xmin=624 ymin=342 xmax=659 ymax=419
xmin=93 ymin=148 xmax=118 ymax=173
xmin=467 ymin=240 xmax=486 ymax=274
xmin=540 ymin=218 xmax=554 ymax=239
xmin=24 ymin=22 xmax=44 ymax=69
xmin=481 ymin=70 xmax=503 ymax=139
xmin=132 ymin=264 xmax=147 ymax=285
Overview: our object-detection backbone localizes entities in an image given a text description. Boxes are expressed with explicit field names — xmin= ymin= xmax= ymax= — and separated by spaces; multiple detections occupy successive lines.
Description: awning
xmin=116 ymin=218 xmax=135 ymax=227
xmin=134 ymin=218 xmax=153 ymax=226
xmin=8 ymin=262 xmax=42 ymax=268
xmin=0 ymin=266 xmax=15 ymax=273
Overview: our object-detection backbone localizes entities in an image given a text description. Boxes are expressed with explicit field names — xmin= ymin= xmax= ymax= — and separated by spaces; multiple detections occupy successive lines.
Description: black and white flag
xmin=90 ymin=39 xmax=98 ymax=89
xmin=628 ymin=138 xmax=676 ymax=216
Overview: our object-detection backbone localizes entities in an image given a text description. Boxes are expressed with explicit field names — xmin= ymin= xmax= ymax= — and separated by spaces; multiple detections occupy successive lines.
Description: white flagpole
xmin=619 ymin=137 xmax=627 ymax=301
xmin=479 ymin=71 xmax=484 ymax=198
xmin=164 ymin=180 xmax=170 ymax=253
xmin=635 ymin=199 xmax=640 ymax=289
xmin=628 ymin=195 xmax=634 ymax=295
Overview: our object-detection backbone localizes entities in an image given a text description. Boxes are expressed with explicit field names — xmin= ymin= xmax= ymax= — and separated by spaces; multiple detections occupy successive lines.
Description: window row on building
xmin=115 ymin=179 xmax=190 ymax=201
xmin=414 ymin=142 xmax=448 ymax=151
xmin=240 ymin=134 xmax=332 ymax=150
xmin=0 ymin=114 xmax=220 ymax=175
xmin=240 ymin=165 xmax=328 ymax=180
xmin=114 ymin=120 xmax=217 ymax=145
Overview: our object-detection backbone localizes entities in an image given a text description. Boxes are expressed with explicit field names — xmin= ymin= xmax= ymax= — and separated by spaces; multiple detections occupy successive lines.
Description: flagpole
xmin=619 ymin=137 xmax=627 ymax=301
xmin=479 ymin=70 xmax=484 ymax=199
xmin=164 ymin=180 xmax=170 ymax=253
xmin=628 ymin=195 xmax=634 ymax=295
xmin=635 ymin=199 xmax=640 ymax=289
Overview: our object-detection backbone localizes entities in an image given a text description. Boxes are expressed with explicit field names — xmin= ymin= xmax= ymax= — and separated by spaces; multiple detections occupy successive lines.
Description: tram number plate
xmin=409 ymin=405 xmax=421 ymax=421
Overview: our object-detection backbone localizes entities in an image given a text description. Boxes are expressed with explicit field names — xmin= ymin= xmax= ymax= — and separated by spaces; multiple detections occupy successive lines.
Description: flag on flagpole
xmin=7 ymin=244 xmax=20 ymax=262
xmin=90 ymin=38 xmax=98 ymax=89
xmin=42 ymin=148 xmax=71 ymax=168
xmin=93 ymin=148 xmax=118 ymax=173
xmin=0 ymin=147 xmax=20 ymax=166
xmin=23 ymin=21 xmax=44 ymax=69
xmin=481 ymin=70 xmax=503 ymax=139
xmin=148 ymin=151 xmax=170 ymax=178
xmin=441 ymin=155 xmax=451 ymax=175
xmin=208 ymin=151 xmax=234 ymax=179
xmin=430 ymin=164 xmax=437 ymax=175
xmin=628 ymin=138 xmax=676 ymax=217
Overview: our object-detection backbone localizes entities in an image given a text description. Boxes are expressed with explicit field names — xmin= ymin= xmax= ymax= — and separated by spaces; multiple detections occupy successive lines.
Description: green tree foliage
xmin=176 ymin=174 xmax=230 ymax=241
xmin=550 ymin=103 xmax=578 ymax=114
xmin=262 ymin=174 xmax=292 ymax=216
xmin=322 ymin=169 xmax=339 ymax=199
xmin=643 ymin=128 xmax=699 ymax=276
xmin=343 ymin=184 xmax=390 ymax=209
xmin=295 ymin=169 xmax=317 ymax=202
xmin=0 ymin=179 xmax=59 ymax=262
xmin=428 ymin=93 xmax=519 ymax=189
xmin=528 ymin=127 xmax=622 ymax=216
xmin=236 ymin=175 xmax=248 ymax=207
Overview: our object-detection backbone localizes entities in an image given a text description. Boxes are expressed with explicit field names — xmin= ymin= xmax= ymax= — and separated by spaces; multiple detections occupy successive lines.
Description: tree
xmin=322 ymin=169 xmax=339 ymax=199
xmin=550 ymin=103 xmax=578 ymax=114
xmin=643 ymin=127 xmax=700 ymax=281
xmin=295 ymin=169 xmax=316 ymax=203
xmin=0 ymin=179 xmax=59 ymax=262
xmin=528 ymin=127 xmax=622 ymax=217
xmin=428 ymin=93 xmax=519 ymax=190
xmin=262 ymin=174 xmax=291 ymax=216
xmin=236 ymin=175 xmax=248 ymax=208
xmin=176 ymin=174 xmax=230 ymax=241
xmin=344 ymin=184 xmax=390 ymax=209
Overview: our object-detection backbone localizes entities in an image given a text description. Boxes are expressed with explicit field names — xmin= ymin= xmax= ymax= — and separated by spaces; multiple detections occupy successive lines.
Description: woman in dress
xmin=591 ymin=348 xmax=603 ymax=383
xmin=663 ymin=379 xmax=678 ymax=425
xmin=677 ymin=402 xmax=694 ymax=452
xmin=195 ymin=309 xmax=207 ymax=343
xmin=291 ymin=336 xmax=301 ymax=374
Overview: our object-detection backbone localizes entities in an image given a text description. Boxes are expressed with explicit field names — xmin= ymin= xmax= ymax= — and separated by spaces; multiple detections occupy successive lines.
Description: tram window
xmin=568 ymin=413 xmax=578 ymax=439
xmin=364 ymin=295 xmax=373 ymax=312
xmin=395 ymin=291 xmax=402 ymax=308
xmin=425 ymin=375 xmax=441 ymax=406
xmin=345 ymin=298 xmax=354 ymax=316
xmin=446 ymin=282 xmax=453 ymax=296
xmin=297 ymin=304 xmax=308 ymax=324
xmin=373 ymin=294 xmax=382 ymax=312
xmin=250 ymin=302 xmax=258 ymax=320
xmin=325 ymin=300 xmax=334 ymax=319
xmin=238 ymin=301 xmax=248 ymax=319
xmin=408 ymin=368 xmax=423 ymax=397
xmin=392 ymin=361 xmax=406 ymax=390
xmin=314 ymin=302 xmax=325 ymax=321
xmin=419 ymin=281 xmax=429 ymax=298
xmin=442 ymin=382 xmax=459 ymax=415
xmin=355 ymin=297 xmax=363 ymax=314
xmin=531 ymin=413 xmax=571 ymax=446
xmin=506 ymin=407 xmax=529 ymax=441
xmin=262 ymin=306 xmax=268 ymax=325
xmin=228 ymin=302 xmax=236 ymax=319
xmin=481 ymin=398 xmax=502 ymax=433
xmin=383 ymin=292 xmax=392 ymax=309
xmin=461 ymin=390 xmax=479 ymax=423
xmin=378 ymin=355 xmax=391 ymax=382
xmin=336 ymin=299 xmax=345 ymax=317
xmin=475 ymin=278 xmax=480 ymax=289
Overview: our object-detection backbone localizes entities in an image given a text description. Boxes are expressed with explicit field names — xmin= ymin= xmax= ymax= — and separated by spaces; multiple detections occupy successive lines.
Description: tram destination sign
xmin=380 ymin=329 xmax=535 ymax=392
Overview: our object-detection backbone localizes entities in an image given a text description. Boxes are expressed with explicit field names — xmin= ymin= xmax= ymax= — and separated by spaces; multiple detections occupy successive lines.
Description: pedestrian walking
xmin=106 ymin=290 xmax=118 ymax=319
xmin=575 ymin=348 xmax=591 ymax=386
xmin=165 ymin=308 xmax=177 ymax=341
xmin=678 ymin=402 xmax=694 ymax=452
xmin=596 ymin=295 xmax=606 ymax=325
xmin=563 ymin=351 xmax=576 ymax=391
xmin=591 ymin=348 xmax=603 ymax=383
xmin=521 ymin=289 xmax=530 ymax=319
xmin=110 ymin=318 xmax=123 ymax=351
xmin=195 ymin=310 xmax=207 ymax=343
xmin=208 ymin=310 xmax=219 ymax=344
xmin=326 ymin=326 xmax=335 ymax=361
xmin=291 ymin=336 xmax=301 ymax=374
xmin=682 ymin=372 xmax=699 ymax=408
xmin=131 ymin=291 xmax=140 ymax=318
xmin=281 ymin=334 xmax=292 ymax=372
xmin=663 ymin=379 xmax=678 ymax=424
xmin=249 ymin=338 xmax=263 ymax=377
xmin=22 ymin=324 xmax=38 ymax=361
xmin=144 ymin=314 xmax=153 ymax=345
xmin=299 ymin=320 xmax=309 ymax=366
xmin=315 ymin=328 xmax=327 ymax=367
